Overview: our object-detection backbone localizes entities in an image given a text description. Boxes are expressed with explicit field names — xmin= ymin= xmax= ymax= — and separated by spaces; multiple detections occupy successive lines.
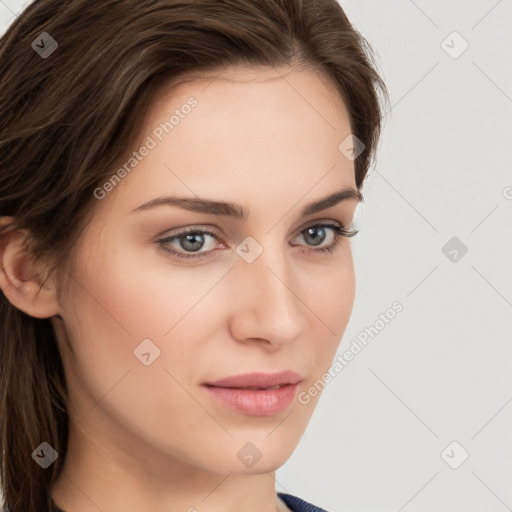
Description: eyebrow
xmin=131 ymin=187 xmax=363 ymax=219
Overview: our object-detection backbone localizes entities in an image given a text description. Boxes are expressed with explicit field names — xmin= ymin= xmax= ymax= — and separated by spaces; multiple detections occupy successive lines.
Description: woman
xmin=0 ymin=0 xmax=389 ymax=510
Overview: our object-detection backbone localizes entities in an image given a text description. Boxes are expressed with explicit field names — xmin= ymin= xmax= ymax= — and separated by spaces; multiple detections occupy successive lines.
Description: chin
xmin=189 ymin=433 xmax=301 ymax=476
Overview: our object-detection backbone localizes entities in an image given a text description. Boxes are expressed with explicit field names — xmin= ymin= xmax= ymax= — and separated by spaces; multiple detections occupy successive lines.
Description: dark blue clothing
xmin=278 ymin=492 xmax=329 ymax=512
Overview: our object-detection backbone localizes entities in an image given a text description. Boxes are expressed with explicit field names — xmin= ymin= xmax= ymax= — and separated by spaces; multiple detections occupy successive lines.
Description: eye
xmin=291 ymin=222 xmax=358 ymax=256
xmin=156 ymin=227 xmax=220 ymax=260
xmin=156 ymin=222 xmax=358 ymax=261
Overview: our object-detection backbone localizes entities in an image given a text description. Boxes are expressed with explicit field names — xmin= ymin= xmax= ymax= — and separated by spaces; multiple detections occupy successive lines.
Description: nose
xmin=228 ymin=242 xmax=309 ymax=348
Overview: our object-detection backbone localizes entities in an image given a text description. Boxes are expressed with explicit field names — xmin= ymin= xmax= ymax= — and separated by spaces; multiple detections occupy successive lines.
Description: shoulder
xmin=278 ymin=492 xmax=331 ymax=512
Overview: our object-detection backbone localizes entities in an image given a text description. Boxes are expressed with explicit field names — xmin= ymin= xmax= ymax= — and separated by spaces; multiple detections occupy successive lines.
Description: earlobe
xmin=0 ymin=216 xmax=61 ymax=319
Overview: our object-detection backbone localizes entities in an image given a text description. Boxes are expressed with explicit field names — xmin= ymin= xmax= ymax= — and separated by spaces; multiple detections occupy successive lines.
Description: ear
xmin=0 ymin=216 xmax=61 ymax=319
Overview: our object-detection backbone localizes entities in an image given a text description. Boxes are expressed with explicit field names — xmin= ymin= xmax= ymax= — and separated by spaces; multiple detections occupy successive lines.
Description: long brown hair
xmin=0 ymin=0 xmax=389 ymax=510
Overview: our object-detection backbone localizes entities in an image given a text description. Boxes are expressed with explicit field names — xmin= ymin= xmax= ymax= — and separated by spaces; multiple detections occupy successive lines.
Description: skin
xmin=0 ymin=64 xmax=360 ymax=512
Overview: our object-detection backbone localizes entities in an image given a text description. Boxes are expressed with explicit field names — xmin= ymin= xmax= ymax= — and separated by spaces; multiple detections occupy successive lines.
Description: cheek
xmin=59 ymin=236 xmax=230 ymax=389
xmin=304 ymin=252 xmax=356 ymax=369
xmin=57 ymin=242 xmax=226 ymax=451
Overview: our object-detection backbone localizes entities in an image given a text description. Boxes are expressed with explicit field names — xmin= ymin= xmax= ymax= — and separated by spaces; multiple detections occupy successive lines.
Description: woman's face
xmin=54 ymin=65 xmax=359 ymax=477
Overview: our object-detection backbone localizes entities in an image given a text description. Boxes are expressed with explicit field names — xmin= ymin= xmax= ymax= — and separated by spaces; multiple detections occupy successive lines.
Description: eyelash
xmin=156 ymin=222 xmax=359 ymax=261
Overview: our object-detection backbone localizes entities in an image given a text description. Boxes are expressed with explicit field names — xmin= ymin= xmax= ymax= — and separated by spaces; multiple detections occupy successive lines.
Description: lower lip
xmin=202 ymin=383 xmax=300 ymax=416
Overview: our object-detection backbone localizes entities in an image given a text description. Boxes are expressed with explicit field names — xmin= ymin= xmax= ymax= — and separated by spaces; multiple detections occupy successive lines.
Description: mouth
xmin=202 ymin=371 xmax=302 ymax=416
xmin=204 ymin=370 xmax=302 ymax=389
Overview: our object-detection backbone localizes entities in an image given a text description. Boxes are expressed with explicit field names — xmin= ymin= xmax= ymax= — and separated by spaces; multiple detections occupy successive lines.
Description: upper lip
xmin=204 ymin=370 xmax=302 ymax=389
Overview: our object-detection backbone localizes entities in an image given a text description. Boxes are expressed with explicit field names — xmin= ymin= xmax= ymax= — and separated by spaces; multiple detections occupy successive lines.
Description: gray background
xmin=1 ymin=1 xmax=511 ymax=511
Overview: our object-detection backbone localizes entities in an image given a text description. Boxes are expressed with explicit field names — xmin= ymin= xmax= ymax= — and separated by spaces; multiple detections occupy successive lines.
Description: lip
xmin=202 ymin=371 xmax=302 ymax=417
xmin=204 ymin=370 xmax=302 ymax=389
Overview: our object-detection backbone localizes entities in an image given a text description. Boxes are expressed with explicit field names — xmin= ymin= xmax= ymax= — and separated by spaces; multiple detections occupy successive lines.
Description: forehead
xmin=98 ymin=65 xmax=356 ymax=218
